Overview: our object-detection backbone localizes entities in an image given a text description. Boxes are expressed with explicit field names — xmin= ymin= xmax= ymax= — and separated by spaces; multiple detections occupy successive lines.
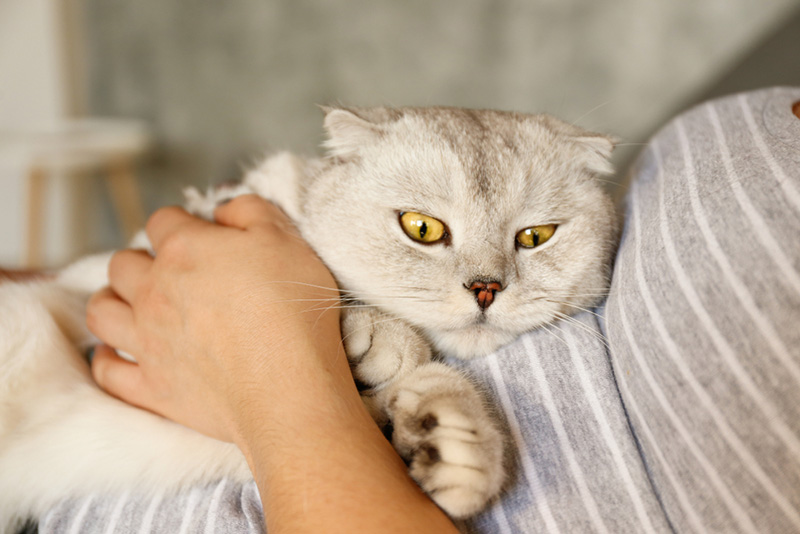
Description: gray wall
xmin=81 ymin=0 xmax=800 ymax=246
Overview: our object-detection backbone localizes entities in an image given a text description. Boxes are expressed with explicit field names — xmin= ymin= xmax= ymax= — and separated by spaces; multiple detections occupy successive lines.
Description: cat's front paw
xmin=385 ymin=362 xmax=505 ymax=518
xmin=342 ymin=306 xmax=431 ymax=389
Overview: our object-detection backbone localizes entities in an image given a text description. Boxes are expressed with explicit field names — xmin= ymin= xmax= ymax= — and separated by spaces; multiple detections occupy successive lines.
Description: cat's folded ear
xmin=573 ymin=133 xmax=618 ymax=176
xmin=319 ymin=106 xmax=401 ymax=161
xmin=535 ymin=115 xmax=617 ymax=176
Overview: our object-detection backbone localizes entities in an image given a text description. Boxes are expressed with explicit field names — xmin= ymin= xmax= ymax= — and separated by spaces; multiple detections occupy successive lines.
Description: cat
xmin=0 ymin=106 xmax=618 ymax=531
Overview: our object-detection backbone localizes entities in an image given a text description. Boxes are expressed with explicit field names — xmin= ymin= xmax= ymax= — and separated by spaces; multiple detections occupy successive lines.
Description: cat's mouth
xmin=429 ymin=319 xmax=520 ymax=359
xmin=443 ymin=314 xmax=500 ymax=332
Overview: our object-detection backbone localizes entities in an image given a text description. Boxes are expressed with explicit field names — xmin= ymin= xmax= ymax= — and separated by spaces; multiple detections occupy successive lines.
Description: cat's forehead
xmin=400 ymin=107 xmax=536 ymax=152
xmin=381 ymin=108 xmax=576 ymax=201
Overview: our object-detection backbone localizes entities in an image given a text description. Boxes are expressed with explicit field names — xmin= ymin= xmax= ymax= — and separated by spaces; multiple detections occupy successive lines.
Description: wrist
xmin=227 ymin=339 xmax=358 ymax=449
xmin=225 ymin=341 xmax=458 ymax=533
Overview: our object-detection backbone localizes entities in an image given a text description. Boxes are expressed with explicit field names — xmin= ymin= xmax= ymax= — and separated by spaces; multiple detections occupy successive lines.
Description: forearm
xmin=233 ymin=341 xmax=458 ymax=534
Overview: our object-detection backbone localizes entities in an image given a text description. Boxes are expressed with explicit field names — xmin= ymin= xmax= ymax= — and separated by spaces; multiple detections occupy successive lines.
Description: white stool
xmin=14 ymin=119 xmax=151 ymax=268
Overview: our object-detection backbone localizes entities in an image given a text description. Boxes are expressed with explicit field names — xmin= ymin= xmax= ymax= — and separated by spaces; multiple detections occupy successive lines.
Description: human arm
xmin=86 ymin=195 xmax=458 ymax=533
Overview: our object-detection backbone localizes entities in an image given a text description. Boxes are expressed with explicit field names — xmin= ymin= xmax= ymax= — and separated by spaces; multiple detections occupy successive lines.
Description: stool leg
xmin=106 ymin=158 xmax=146 ymax=241
xmin=25 ymin=166 xmax=46 ymax=268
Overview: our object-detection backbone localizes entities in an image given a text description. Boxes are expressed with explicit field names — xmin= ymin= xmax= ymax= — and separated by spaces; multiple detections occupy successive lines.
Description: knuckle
xmin=225 ymin=194 xmax=264 ymax=217
xmin=146 ymin=206 xmax=183 ymax=234
xmin=158 ymin=230 xmax=192 ymax=260
xmin=141 ymin=286 xmax=168 ymax=314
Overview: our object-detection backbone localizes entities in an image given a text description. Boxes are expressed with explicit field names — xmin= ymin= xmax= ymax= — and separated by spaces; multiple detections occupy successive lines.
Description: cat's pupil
xmin=419 ymin=221 xmax=428 ymax=239
xmin=532 ymin=230 xmax=539 ymax=247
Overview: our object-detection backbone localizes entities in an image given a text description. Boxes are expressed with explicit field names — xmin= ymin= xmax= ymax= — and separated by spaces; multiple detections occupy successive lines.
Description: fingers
xmin=91 ymin=344 xmax=155 ymax=411
xmin=214 ymin=194 xmax=294 ymax=232
xmin=145 ymin=206 xmax=211 ymax=251
xmin=108 ymin=249 xmax=153 ymax=304
xmin=86 ymin=287 xmax=140 ymax=355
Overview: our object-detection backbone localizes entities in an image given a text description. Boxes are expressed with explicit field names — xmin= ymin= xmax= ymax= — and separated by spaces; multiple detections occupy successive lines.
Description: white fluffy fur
xmin=0 ymin=106 xmax=617 ymax=529
xmin=0 ymin=279 xmax=249 ymax=532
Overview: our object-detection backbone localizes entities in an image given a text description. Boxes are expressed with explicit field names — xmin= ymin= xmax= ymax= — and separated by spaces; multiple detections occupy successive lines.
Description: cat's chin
xmin=429 ymin=326 xmax=520 ymax=360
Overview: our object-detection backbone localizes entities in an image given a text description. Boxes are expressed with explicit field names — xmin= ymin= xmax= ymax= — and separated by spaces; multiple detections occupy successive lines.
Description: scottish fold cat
xmin=0 ymin=106 xmax=617 ymax=531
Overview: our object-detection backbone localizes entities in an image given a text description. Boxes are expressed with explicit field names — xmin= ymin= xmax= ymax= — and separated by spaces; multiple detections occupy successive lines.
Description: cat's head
xmin=302 ymin=106 xmax=618 ymax=359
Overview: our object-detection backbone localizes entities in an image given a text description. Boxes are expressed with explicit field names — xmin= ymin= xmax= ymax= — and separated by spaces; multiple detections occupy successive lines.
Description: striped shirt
xmin=39 ymin=87 xmax=800 ymax=533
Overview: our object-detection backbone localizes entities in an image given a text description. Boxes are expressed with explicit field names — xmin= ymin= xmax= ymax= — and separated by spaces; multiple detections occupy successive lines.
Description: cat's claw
xmin=384 ymin=362 xmax=505 ymax=518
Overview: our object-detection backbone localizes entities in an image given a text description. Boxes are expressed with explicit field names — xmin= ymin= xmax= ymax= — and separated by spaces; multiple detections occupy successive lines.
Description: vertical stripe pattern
xmin=36 ymin=87 xmax=800 ymax=534
xmin=606 ymin=87 xmax=800 ymax=533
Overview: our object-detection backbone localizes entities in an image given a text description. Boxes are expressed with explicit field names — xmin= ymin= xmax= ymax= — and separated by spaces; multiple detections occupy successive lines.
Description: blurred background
xmin=1 ymin=0 xmax=799 ymax=267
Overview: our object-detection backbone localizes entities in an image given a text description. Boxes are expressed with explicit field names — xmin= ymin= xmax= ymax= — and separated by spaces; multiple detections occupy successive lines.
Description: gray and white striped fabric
xmin=40 ymin=481 xmax=265 ymax=534
xmin=39 ymin=87 xmax=800 ymax=533
xmin=603 ymin=86 xmax=800 ymax=533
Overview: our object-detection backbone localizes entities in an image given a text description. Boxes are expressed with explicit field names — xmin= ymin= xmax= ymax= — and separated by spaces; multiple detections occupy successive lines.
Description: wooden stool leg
xmin=25 ymin=166 xmax=46 ymax=268
xmin=106 ymin=158 xmax=146 ymax=241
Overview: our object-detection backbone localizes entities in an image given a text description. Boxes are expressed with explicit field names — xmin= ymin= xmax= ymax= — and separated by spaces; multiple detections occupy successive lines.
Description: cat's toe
xmin=393 ymin=396 xmax=504 ymax=518
xmin=412 ymin=420 xmax=502 ymax=517
xmin=428 ymin=483 xmax=495 ymax=519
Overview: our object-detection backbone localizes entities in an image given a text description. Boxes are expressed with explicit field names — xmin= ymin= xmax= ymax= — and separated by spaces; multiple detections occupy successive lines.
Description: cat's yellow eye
xmin=516 ymin=224 xmax=557 ymax=248
xmin=399 ymin=211 xmax=447 ymax=244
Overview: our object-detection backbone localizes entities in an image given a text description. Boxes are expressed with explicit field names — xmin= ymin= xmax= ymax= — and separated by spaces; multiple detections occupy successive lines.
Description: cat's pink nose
xmin=467 ymin=280 xmax=503 ymax=310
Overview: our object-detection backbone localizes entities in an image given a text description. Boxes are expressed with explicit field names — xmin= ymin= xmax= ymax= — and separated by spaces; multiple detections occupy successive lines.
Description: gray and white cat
xmin=0 ymin=106 xmax=618 ymax=531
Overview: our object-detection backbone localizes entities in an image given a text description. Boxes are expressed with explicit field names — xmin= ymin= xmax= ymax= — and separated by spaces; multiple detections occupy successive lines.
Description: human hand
xmin=86 ymin=195 xmax=343 ymax=443
xmin=86 ymin=194 xmax=459 ymax=533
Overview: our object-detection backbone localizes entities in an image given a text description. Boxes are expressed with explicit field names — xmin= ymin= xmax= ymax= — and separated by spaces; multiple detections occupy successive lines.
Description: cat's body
xmin=0 ymin=107 xmax=618 ymax=531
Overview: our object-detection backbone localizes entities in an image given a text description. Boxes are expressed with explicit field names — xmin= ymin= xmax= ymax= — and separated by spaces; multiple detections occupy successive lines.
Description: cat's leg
xmin=342 ymin=306 xmax=433 ymax=386
xmin=341 ymin=306 xmax=504 ymax=516
xmin=378 ymin=362 xmax=505 ymax=518
xmin=341 ymin=305 xmax=432 ymax=424
xmin=341 ymin=306 xmax=432 ymax=422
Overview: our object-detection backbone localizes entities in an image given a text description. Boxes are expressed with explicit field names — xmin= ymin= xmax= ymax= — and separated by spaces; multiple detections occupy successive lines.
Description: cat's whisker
xmin=530 ymin=293 xmax=610 ymax=303
xmin=537 ymin=289 xmax=611 ymax=299
xmin=546 ymin=314 xmax=609 ymax=352
xmin=385 ymin=285 xmax=435 ymax=293
xmin=614 ymin=142 xmax=649 ymax=147
xmin=541 ymin=322 xmax=569 ymax=349
xmin=537 ymin=287 xmax=612 ymax=294
xmin=553 ymin=312 xmax=611 ymax=350
xmin=282 ymin=301 xmax=344 ymax=321
xmin=340 ymin=315 xmax=404 ymax=346
xmin=275 ymin=298 xmax=347 ymax=304
xmin=306 ymin=299 xmax=363 ymax=331
xmin=546 ymin=300 xmax=605 ymax=320
xmin=254 ymin=283 xmax=439 ymax=308
xmin=569 ymin=100 xmax=613 ymax=129
xmin=257 ymin=280 xmax=360 ymax=296
xmin=349 ymin=294 xmax=441 ymax=305
xmin=594 ymin=178 xmax=623 ymax=187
